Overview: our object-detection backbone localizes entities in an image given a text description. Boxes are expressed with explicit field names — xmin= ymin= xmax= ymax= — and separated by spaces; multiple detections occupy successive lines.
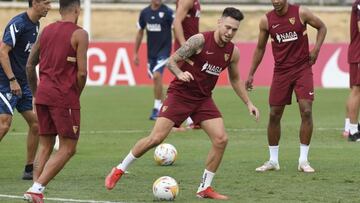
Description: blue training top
xmin=0 ymin=12 xmax=39 ymax=86
xmin=137 ymin=4 xmax=173 ymax=58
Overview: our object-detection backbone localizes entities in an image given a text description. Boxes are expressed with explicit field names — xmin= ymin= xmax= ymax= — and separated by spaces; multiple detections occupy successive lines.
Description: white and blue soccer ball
xmin=154 ymin=143 xmax=177 ymax=166
xmin=152 ymin=176 xmax=179 ymax=201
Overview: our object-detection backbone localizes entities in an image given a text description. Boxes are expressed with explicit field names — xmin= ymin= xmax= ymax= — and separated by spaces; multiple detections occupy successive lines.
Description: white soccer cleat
xmin=255 ymin=160 xmax=280 ymax=172
xmin=298 ymin=161 xmax=315 ymax=173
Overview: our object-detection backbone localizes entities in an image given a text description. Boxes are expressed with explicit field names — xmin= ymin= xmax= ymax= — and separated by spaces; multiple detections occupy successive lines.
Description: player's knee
xmin=301 ymin=109 xmax=312 ymax=120
xmin=29 ymin=122 xmax=39 ymax=133
xmin=148 ymin=135 xmax=164 ymax=147
xmin=62 ymin=147 xmax=76 ymax=158
xmin=269 ymin=111 xmax=282 ymax=122
xmin=0 ymin=122 xmax=11 ymax=135
xmin=213 ymin=134 xmax=228 ymax=148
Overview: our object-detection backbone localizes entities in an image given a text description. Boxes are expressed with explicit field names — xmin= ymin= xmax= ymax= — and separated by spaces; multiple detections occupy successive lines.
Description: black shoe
xmin=348 ymin=132 xmax=360 ymax=142
xmin=22 ymin=171 xmax=33 ymax=180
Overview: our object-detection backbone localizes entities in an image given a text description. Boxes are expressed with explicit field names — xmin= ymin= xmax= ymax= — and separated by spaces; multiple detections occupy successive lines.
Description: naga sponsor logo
xmin=201 ymin=61 xmax=222 ymax=76
xmin=275 ymin=31 xmax=298 ymax=43
xmin=146 ymin=23 xmax=161 ymax=32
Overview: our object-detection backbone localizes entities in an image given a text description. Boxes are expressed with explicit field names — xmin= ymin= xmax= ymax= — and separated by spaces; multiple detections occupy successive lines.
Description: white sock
xmin=116 ymin=151 xmax=137 ymax=172
xmin=344 ymin=118 xmax=350 ymax=132
xmin=269 ymin=145 xmax=279 ymax=163
xmin=197 ymin=169 xmax=215 ymax=192
xmin=154 ymin=99 xmax=162 ymax=110
xmin=299 ymin=144 xmax=309 ymax=163
xmin=349 ymin=123 xmax=358 ymax=134
xmin=186 ymin=117 xmax=193 ymax=126
xmin=27 ymin=182 xmax=45 ymax=194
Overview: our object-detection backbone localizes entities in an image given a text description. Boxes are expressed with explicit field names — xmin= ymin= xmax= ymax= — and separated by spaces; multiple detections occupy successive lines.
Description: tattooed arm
xmin=166 ymin=33 xmax=204 ymax=82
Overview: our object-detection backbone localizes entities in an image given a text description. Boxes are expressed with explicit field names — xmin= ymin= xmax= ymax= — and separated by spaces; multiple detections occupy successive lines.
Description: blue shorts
xmin=0 ymin=83 xmax=33 ymax=115
xmin=147 ymin=56 xmax=169 ymax=78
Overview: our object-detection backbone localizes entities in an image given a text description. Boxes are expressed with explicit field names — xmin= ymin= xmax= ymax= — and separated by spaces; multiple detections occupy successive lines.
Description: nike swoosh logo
xmin=309 ymin=92 xmax=314 ymax=96
xmin=206 ymin=51 xmax=214 ymax=55
xmin=321 ymin=48 xmax=349 ymax=87
xmin=272 ymin=24 xmax=280 ymax=29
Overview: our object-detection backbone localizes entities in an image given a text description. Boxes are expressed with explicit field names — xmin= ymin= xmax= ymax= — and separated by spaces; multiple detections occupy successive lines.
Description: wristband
xmin=8 ymin=77 xmax=16 ymax=82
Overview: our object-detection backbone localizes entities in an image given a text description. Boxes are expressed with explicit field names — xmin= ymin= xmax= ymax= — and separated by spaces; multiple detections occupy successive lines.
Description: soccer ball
xmin=154 ymin=143 xmax=177 ymax=166
xmin=152 ymin=176 xmax=179 ymax=201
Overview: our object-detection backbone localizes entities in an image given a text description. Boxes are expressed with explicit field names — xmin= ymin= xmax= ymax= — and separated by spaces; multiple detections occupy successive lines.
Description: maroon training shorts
xmin=158 ymin=93 xmax=222 ymax=127
xmin=269 ymin=63 xmax=314 ymax=106
xmin=350 ymin=63 xmax=360 ymax=87
xmin=36 ymin=104 xmax=80 ymax=140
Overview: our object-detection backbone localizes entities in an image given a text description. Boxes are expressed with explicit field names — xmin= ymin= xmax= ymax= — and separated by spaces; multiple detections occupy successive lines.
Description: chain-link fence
xmin=0 ymin=0 xmax=355 ymax=5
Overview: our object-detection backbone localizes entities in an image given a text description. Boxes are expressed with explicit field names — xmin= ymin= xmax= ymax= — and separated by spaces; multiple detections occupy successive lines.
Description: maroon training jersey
xmin=174 ymin=0 xmax=201 ymax=50
xmin=348 ymin=0 xmax=360 ymax=63
xmin=36 ymin=21 xmax=82 ymax=109
xmin=168 ymin=31 xmax=234 ymax=100
xmin=267 ymin=4 xmax=309 ymax=69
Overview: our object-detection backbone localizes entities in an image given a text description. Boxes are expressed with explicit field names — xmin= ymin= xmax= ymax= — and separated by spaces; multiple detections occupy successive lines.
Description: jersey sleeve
xmin=166 ymin=8 xmax=174 ymax=27
xmin=2 ymin=21 xmax=23 ymax=48
xmin=137 ymin=10 xmax=146 ymax=30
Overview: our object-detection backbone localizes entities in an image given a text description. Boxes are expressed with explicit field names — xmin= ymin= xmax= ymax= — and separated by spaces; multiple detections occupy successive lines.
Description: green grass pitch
xmin=0 ymin=86 xmax=359 ymax=202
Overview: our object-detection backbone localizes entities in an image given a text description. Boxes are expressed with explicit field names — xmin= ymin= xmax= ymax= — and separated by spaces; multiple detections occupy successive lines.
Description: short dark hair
xmin=60 ymin=0 xmax=80 ymax=11
xmin=222 ymin=7 xmax=244 ymax=22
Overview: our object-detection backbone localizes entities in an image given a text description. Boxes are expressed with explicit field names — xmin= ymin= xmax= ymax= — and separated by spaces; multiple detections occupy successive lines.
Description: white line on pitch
xmin=0 ymin=194 xmax=127 ymax=203
xmin=7 ymin=127 xmax=342 ymax=136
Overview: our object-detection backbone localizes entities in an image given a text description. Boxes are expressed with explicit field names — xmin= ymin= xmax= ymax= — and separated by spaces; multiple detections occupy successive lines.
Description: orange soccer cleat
xmin=105 ymin=167 xmax=124 ymax=190
xmin=23 ymin=192 xmax=44 ymax=203
xmin=196 ymin=187 xmax=229 ymax=200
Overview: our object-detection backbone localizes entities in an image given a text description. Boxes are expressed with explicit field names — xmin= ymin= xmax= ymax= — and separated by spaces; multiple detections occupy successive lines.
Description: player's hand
xmin=309 ymin=49 xmax=319 ymax=65
xmin=133 ymin=54 xmax=139 ymax=66
xmin=10 ymin=80 xmax=22 ymax=96
xmin=245 ymin=76 xmax=254 ymax=91
xmin=176 ymin=71 xmax=194 ymax=82
xmin=246 ymin=101 xmax=259 ymax=122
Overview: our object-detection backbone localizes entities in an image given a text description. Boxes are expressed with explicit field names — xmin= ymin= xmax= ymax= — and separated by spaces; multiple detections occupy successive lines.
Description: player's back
xmin=348 ymin=0 xmax=360 ymax=63
xmin=36 ymin=21 xmax=82 ymax=109
xmin=266 ymin=4 xmax=309 ymax=70
xmin=168 ymin=31 xmax=234 ymax=100
xmin=0 ymin=12 xmax=39 ymax=85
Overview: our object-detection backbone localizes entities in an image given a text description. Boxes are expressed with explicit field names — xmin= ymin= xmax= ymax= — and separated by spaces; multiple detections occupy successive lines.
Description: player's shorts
xmin=147 ymin=55 xmax=169 ymax=78
xmin=269 ymin=63 xmax=314 ymax=106
xmin=349 ymin=63 xmax=360 ymax=87
xmin=36 ymin=104 xmax=80 ymax=140
xmin=158 ymin=93 xmax=222 ymax=127
xmin=0 ymin=83 xmax=33 ymax=115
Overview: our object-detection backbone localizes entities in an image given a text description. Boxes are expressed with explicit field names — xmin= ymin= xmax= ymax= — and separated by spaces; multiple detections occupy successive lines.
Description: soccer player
xmin=105 ymin=7 xmax=259 ymax=200
xmin=246 ymin=0 xmax=326 ymax=172
xmin=0 ymin=0 xmax=50 ymax=180
xmin=133 ymin=0 xmax=173 ymax=120
xmin=23 ymin=0 xmax=88 ymax=202
xmin=173 ymin=0 xmax=201 ymax=128
xmin=346 ymin=0 xmax=360 ymax=142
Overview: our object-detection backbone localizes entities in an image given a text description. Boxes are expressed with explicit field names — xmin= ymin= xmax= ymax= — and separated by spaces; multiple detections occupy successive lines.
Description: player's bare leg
xmin=33 ymin=135 xmax=55 ymax=181
xmin=36 ymin=136 xmax=77 ymax=185
xmin=0 ymin=114 xmax=12 ymax=141
xmin=25 ymin=136 xmax=77 ymax=202
xmin=149 ymin=72 xmax=163 ymax=120
xmin=347 ymin=86 xmax=360 ymax=141
xmin=297 ymin=99 xmax=315 ymax=172
xmin=256 ymin=106 xmax=284 ymax=172
xmin=196 ymin=118 xmax=228 ymax=200
xmin=21 ymin=110 xmax=39 ymax=180
xmin=105 ymin=117 xmax=174 ymax=190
